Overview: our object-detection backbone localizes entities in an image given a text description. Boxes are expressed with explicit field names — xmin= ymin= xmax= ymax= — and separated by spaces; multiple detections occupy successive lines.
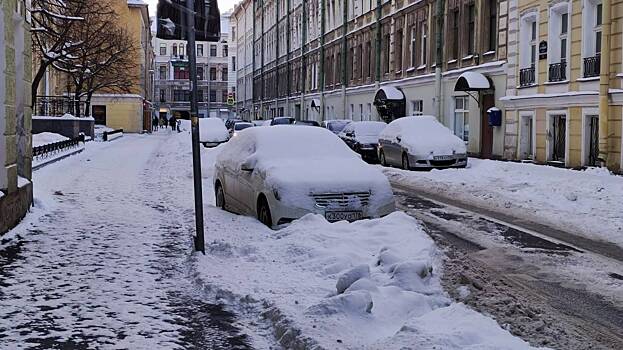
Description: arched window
xmin=172 ymin=44 xmax=178 ymax=56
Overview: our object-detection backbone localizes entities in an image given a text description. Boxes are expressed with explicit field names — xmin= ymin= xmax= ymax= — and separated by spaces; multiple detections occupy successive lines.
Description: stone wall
xmin=32 ymin=118 xmax=95 ymax=139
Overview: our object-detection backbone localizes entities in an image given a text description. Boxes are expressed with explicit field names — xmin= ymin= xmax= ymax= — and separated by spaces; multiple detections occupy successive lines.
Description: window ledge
xmin=577 ymin=76 xmax=600 ymax=82
xmin=406 ymin=67 xmax=416 ymax=73
xmin=417 ymin=64 xmax=427 ymax=70
xmin=395 ymin=70 xmax=403 ymax=74
xmin=462 ymin=55 xmax=474 ymax=61
xmin=517 ymin=84 xmax=538 ymax=89
xmin=447 ymin=59 xmax=458 ymax=64
xmin=544 ymin=80 xmax=569 ymax=85
xmin=483 ymin=51 xmax=496 ymax=56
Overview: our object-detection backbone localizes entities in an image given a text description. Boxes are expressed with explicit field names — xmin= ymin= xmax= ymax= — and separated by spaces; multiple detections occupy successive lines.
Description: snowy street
xmin=1 ymin=129 xmax=622 ymax=349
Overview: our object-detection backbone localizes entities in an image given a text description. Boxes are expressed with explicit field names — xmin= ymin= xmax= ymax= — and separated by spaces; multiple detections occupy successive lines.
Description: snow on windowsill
xmin=482 ymin=51 xmax=496 ymax=56
xmin=447 ymin=59 xmax=457 ymax=64
xmin=577 ymin=76 xmax=600 ymax=82
xmin=406 ymin=67 xmax=416 ymax=73
xmin=543 ymin=80 xmax=569 ymax=86
xmin=461 ymin=55 xmax=474 ymax=61
xmin=417 ymin=64 xmax=427 ymax=70
xmin=516 ymin=84 xmax=538 ymax=89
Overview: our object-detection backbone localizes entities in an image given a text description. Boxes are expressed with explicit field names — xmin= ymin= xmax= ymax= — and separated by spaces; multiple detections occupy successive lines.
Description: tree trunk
xmin=74 ymin=90 xmax=82 ymax=118
xmin=85 ymin=92 xmax=94 ymax=117
xmin=31 ymin=63 xmax=49 ymax=111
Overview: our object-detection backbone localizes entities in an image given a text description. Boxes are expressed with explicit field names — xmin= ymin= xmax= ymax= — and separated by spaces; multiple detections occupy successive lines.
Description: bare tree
xmin=30 ymin=0 xmax=87 ymax=108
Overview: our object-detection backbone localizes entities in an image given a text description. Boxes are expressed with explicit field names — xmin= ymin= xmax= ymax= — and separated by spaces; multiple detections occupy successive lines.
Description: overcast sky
xmin=145 ymin=0 xmax=238 ymax=17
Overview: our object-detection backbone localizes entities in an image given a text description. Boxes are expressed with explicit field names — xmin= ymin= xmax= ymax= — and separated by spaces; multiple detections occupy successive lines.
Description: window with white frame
xmin=519 ymin=12 xmax=538 ymax=86
xmin=454 ymin=96 xmax=469 ymax=142
xmin=411 ymin=100 xmax=423 ymax=116
xmin=581 ymin=0 xmax=602 ymax=78
xmin=548 ymin=3 xmax=570 ymax=82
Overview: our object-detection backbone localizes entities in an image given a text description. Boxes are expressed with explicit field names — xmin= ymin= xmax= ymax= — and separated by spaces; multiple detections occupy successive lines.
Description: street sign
xmin=539 ymin=41 xmax=547 ymax=60
xmin=156 ymin=0 xmax=221 ymax=42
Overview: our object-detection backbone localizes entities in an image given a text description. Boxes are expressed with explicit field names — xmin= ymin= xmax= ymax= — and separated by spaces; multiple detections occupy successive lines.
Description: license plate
xmin=433 ymin=155 xmax=454 ymax=160
xmin=325 ymin=211 xmax=364 ymax=222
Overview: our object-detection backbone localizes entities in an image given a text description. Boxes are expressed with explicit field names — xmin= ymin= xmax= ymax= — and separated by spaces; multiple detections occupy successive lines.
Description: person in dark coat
xmin=152 ymin=115 xmax=159 ymax=131
xmin=169 ymin=115 xmax=177 ymax=131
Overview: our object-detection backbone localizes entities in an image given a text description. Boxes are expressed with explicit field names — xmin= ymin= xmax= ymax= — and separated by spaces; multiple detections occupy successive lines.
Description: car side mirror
xmin=396 ymin=136 xmax=402 ymax=143
xmin=241 ymin=159 xmax=255 ymax=172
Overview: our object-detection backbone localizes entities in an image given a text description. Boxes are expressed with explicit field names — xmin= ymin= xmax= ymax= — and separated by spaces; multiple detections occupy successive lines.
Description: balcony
xmin=583 ymin=55 xmax=600 ymax=78
xmin=519 ymin=67 xmax=536 ymax=87
xmin=548 ymin=61 xmax=567 ymax=82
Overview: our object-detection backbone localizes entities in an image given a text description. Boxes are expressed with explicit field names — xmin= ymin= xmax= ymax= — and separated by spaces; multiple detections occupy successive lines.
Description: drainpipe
xmin=598 ymin=0 xmax=611 ymax=166
xmin=374 ymin=0 xmax=382 ymax=120
xmin=320 ymin=0 xmax=326 ymax=120
xmin=342 ymin=0 xmax=348 ymax=119
xmin=300 ymin=0 xmax=307 ymax=119
xmin=434 ymin=0 xmax=445 ymax=120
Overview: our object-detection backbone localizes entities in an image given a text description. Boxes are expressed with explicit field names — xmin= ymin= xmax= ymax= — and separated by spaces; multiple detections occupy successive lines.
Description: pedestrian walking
xmin=152 ymin=115 xmax=159 ymax=132
xmin=169 ymin=115 xmax=177 ymax=131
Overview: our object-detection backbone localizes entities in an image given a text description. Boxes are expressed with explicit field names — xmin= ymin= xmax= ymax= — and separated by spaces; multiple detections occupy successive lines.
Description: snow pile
xmin=380 ymin=116 xmax=467 ymax=156
xmin=384 ymin=158 xmax=623 ymax=247
xmin=215 ymin=126 xmax=395 ymax=212
xmin=342 ymin=121 xmax=387 ymax=144
xmin=199 ymin=117 xmax=229 ymax=143
xmin=32 ymin=132 xmax=69 ymax=147
xmin=196 ymin=206 xmax=540 ymax=348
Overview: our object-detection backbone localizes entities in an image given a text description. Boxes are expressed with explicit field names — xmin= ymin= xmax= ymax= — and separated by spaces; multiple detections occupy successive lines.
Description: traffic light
xmin=156 ymin=0 xmax=221 ymax=42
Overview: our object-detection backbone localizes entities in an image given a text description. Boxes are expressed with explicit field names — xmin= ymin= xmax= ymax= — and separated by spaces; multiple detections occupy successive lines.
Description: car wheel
xmin=215 ymin=182 xmax=225 ymax=209
xmin=257 ymin=196 xmax=273 ymax=227
xmin=379 ymin=150 xmax=387 ymax=166
xmin=402 ymin=153 xmax=410 ymax=170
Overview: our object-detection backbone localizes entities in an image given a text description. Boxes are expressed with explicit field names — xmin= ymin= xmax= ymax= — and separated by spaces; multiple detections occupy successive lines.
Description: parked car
xmin=270 ymin=117 xmax=295 ymax=125
xmin=213 ymin=126 xmax=395 ymax=227
xmin=294 ymin=120 xmax=321 ymax=127
xmin=252 ymin=120 xmax=266 ymax=127
xmin=199 ymin=117 xmax=230 ymax=147
xmin=378 ymin=116 xmax=468 ymax=169
xmin=322 ymin=120 xmax=351 ymax=134
xmin=339 ymin=121 xmax=387 ymax=162
xmin=225 ymin=118 xmax=243 ymax=131
xmin=230 ymin=121 xmax=254 ymax=137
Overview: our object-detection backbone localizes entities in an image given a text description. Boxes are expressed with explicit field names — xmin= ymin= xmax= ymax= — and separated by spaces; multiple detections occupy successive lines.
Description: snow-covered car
xmin=293 ymin=120 xmax=321 ymax=127
xmin=322 ymin=119 xmax=351 ymax=134
xmin=199 ymin=117 xmax=229 ymax=147
xmin=230 ymin=121 xmax=254 ymax=137
xmin=214 ymin=126 xmax=395 ymax=227
xmin=339 ymin=121 xmax=387 ymax=162
xmin=378 ymin=116 xmax=468 ymax=169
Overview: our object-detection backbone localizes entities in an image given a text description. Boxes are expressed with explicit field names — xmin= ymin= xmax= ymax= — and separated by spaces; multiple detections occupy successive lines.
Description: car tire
xmin=215 ymin=182 xmax=225 ymax=209
xmin=402 ymin=153 xmax=410 ymax=170
xmin=257 ymin=196 xmax=273 ymax=228
xmin=379 ymin=150 xmax=387 ymax=167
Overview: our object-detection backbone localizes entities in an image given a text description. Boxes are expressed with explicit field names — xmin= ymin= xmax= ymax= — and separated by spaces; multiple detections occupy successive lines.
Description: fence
xmin=33 ymin=134 xmax=85 ymax=160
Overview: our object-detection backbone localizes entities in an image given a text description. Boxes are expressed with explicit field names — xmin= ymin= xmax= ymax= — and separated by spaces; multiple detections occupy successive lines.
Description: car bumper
xmin=408 ymin=155 xmax=468 ymax=168
xmin=202 ymin=140 xmax=227 ymax=148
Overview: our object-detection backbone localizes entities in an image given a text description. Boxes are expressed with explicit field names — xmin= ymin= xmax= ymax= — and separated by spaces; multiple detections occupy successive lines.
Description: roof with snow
xmin=454 ymin=72 xmax=492 ymax=91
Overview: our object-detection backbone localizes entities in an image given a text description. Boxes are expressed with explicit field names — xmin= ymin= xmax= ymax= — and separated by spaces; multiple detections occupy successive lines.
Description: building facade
xmin=235 ymin=0 xmax=511 ymax=158
xmin=233 ymin=2 xmax=255 ymax=120
xmin=501 ymin=0 xmax=622 ymax=171
xmin=153 ymin=13 xmax=237 ymax=120
xmin=1 ymin=0 xmax=33 ymax=234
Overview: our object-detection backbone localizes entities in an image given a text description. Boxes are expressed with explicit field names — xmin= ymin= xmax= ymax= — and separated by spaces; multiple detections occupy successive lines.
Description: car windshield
xmin=354 ymin=122 xmax=387 ymax=136
xmin=327 ymin=120 xmax=350 ymax=133
xmin=234 ymin=123 xmax=253 ymax=131
xmin=273 ymin=117 xmax=293 ymax=125
xmin=297 ymin=120 xmax=318 ymax=126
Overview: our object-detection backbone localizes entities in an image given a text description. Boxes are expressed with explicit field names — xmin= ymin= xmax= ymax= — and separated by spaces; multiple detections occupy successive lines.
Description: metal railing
xmin=35 ymin=95 xmax=72 ymax=116
xmin=548 ymin=61 xmax=567 ymax=82
xmin=583 ymin=55 xmax=600 ymax=78
xmin=33 ymin=135 xmax=85 ymax=159
xmin=519 ymin=67 xmax=536 ymax=87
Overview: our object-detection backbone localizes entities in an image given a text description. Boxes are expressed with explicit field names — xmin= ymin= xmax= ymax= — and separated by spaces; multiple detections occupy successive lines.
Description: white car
xmin=199 ymin=118 xmax=229 ymax=147
xmin=322 ymin=119 xmax=351 ymax=134
xmin=214 ymin=126 xmax=396 ymax=227
xmin=378 ymin=116 xmax=468 ymax=169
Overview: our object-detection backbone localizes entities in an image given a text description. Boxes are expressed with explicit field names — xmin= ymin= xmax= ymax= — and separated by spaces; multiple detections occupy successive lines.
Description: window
xmin=560 ymin=12 xmax=568 ymax=61
xmin=210 ymin=90 xmax=217 ymax=102
xmin=179 ymin=44 xmax=185 ymax=57
xmin=412 ymin=100 xmax=423 ymax=116
xmin=173 ymin=65 xmax=189 ymax=79
xmin=358 ymin=44 xmax=363 ymax=78
xmin=223 ymin=45 xmax=229 ymax=57
xmin=596 ymin=3 xmax=602 ymax=54
xmin=210 ymin=67 xmax=217 ymax=80
xmin=531 ymin=21 xmax=537 ymax=66
xmin=172 ymin=44 xmax=178 ymax=56
xmin=451 ymin=8 xmax=459 ymax=59
xmin=222 ymin=90 xmax=228 ymax=102
xmin=395 ymin=29 xmax=403 ymax=71
xmin=454 ymin=96 xmax=469 ymax=142
xmin=232 ymin=56 xmax=236 ymax=71
xmin=467 ymin=4 xmax=476 ymax=54
xmin=383 ymin=34 xmax=390 ymax=73
xmin=210 ymin=44 xmax=217 ymax=56
xmin=159 ymin=66 xmax=167 ymax=80
xmin=488 ymin=0 xmax=497 ymax=51
xmin=173 ymin=90 xmax=190 ymax=101
xmin=366 ymin=42 xmax=372 ymax=78
xmin=222 ymin=67 xmax=228 ymax=81
xmin=420 ymin=22 xmax=427 ymax=66
xmin=349 ymin=47 xmax=355 ymax=79
xmin=197 ymin=44 xmax=204 ymax=57
xmin=197 ymin=67 xmax=204 ymax=80
xmin=410 ymin=26 xmax=417 ymax=67
xmin=160 ymin=44 xmax=167 ymax=56
xmin=160 ymin=89 xmax=166 ymax=102
xmin=198 ymin=89 xmax=204 ymax=102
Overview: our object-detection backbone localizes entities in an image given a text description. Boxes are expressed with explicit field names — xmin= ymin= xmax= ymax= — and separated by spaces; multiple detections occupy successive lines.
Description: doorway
xmin=585 ymin=115 xmax=599 ymax=166
xmin=480 ymin=94 xmax=495 ymax=158
xmin=519 ymin=113 xmax=534 ymax=160
xmin=92 ymin=105 xmax=107 ymax=125
xmin=549 ymin=114 xmax=566 ymax=163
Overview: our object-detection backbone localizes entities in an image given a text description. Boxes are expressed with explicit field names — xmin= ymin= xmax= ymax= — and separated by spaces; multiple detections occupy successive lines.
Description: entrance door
xmin=92 ymin=105 xmax=107 ymax=125
xmin=519 ymin=114 xmax=534 ymax=160
xmin=587 ymin=116 xmax=599 ymax=166
xmin=551 ymin=115 xmax=566 ymax=162
xmin=480 ymin=94 xmax=495 ymax=158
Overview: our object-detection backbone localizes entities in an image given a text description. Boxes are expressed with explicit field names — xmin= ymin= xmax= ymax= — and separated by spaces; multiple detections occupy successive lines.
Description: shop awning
xmin=375 ymin=86 xmax=405 ymax=101
xmin=454 ymin=72 xmax=492 ymax=91
xmin=310 ymin=99 xmax=321 ymax=109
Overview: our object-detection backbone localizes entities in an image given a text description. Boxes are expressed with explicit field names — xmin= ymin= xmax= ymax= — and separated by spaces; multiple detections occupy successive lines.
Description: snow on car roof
xmin=351 ymin=121 xmax=387 ymax=135
xmin=253 ymin=125 xmax=352 ymax=158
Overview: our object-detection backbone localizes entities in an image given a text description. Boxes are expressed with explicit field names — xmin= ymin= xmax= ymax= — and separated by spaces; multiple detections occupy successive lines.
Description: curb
xmin=33 ymin=147 xmax=85 ymax=171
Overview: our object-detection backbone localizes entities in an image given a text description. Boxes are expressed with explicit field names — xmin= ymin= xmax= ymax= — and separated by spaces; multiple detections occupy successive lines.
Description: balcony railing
xmin=583 ymin=55 xmax=601 ymax=78
xmin=519 ymin=67 xmax=536 ymax=87
xmin=548 ymin=61 xmax=567 ymax=82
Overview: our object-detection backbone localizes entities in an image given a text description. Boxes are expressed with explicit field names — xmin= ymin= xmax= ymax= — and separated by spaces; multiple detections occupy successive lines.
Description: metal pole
xmin=186 ymin=0 xmax=205 ymax=253
xmin=598 ymin=0 xmax=611 ymax=166
xmin=434 ymin=0 xmax=445 ymax=120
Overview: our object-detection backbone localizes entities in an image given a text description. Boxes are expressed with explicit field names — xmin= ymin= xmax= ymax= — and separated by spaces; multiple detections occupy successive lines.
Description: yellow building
xmin=502 ymin=0 xmax=622 ymax=171
xmin=1 ymin=0 xmax=33 ymax=234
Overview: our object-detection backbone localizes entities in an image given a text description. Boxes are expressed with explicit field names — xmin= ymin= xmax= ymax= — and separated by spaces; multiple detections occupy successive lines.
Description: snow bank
xmin=385 ymin=159 xmax=623 ymax=248
xmin=380 ymin=116 xmax=466 ymax=156
xmin=32 ymin=132 xmax=70 ymax=147
xmin=195 ymin=207 xmax=541 ymax=349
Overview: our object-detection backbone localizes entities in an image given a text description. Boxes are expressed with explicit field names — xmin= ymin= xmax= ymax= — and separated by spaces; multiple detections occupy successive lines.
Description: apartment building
xmin=501 ymin=0 xmax=622 ymax=171
xmin=236 ymin=0 xmax=510 ymax=158
xmin=1 ymin=0 xmax=33 ymax=234
xmin=154 ymin=13 xmax=236 ymax=119
xmin=233 ymin=1 xmax=255 ymax=120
